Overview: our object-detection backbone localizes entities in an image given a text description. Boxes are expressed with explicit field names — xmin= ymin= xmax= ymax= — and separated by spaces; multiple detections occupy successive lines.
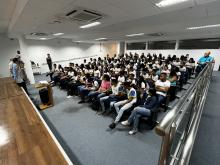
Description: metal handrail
xmin=155 ymin=64 xmax=210 ymax=136
xmin=178 ymin=64 xmax=213 ymax=165
xmin=155 ymin=63 xmax=214 ymax=165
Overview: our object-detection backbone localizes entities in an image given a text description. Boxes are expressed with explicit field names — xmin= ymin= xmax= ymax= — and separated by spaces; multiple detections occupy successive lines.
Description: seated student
xmin=145 ymin=69 xmax=158 ymax=88
xmin=161 ymin=65 xmax=170 ymax=76
xmin=136 ymin=76 xmax=148 ymax=105
xmin=99 ymin=79 xmax=120 ymax=115
xmin=167 ymin=70 xmax=178 ymax=101
xmin=109 ymin=82 xmax=137 ymax=129
xmin=59 ymin=67 xmax=74 ymax=89
xmin=51 ymin=64 xmax=65 ymax=85
xmin=155 ymin=73 xmax=170 ymax=105
xmin=121 ymin=88 xmax=158 ymax=135
xmin=117 ymin=71 xmax=125 ymax=85
xmin=78 ymin=74 xmax=98 ymax=103
xmin=127 ymin=73 xmax=136 ymax=85
xmin=87 ymin=74 xmax=111 ymax=101
xmin=66 ymin=71 xmax=80 ymax=98
xmin=46 ymin=63 xmax=55 ymax=80
xmin=186 ymin=58 xmax=195 ymax=78
xmin=104 ymin=83 xmax=127 ymax=114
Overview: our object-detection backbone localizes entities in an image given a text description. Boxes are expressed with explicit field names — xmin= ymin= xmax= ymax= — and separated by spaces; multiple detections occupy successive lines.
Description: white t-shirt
xmin=94 ymin=70 xmax=101 ymax=77
xmin=179 ymin=66 xmax=187 ymax=72
xmin=118 ymin=76 xmax=125 ymax=83
xmin=152 ymin=75 xmax=159 ymax=82
xmin=68 ymin=71 xmax=74 ymax=77
xmin=155 ymin=80 xmax=171 ymax=97
xmin=111 ymin=84 xmax=120 ymax=95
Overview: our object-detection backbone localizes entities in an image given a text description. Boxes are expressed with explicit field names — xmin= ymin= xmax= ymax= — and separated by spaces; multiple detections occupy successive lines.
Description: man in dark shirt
xmin=46 ymin=54 xmax=52 ymax=71
xmin=121 ymin=88 xmax=158 ymax=135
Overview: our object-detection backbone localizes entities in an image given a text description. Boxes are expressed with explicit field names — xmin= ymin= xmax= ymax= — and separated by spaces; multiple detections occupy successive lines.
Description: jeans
xmin=157 ymin=94 xmax=166 ymax=105
xmin=88 ymin=91 xmax=106 ymax=100
xmin=100 ymin=96 xmax=109 ymax=112
xmin=114 ymin=100 xmax=135 ymax=123
xmin=79 ymin=87 xmax=90 ymax=100
xmin=128 ymin=107 xmax=151 ymax=131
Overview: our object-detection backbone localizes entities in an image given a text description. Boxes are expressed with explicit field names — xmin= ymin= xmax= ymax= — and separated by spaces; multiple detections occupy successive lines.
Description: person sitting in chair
xmin=155 ymin=73 xmax=170 ymax=105
xmin=109 ymin=82 xmax=137 ymax=129
xmin=121 ymin=88 xmax=158 ymax=135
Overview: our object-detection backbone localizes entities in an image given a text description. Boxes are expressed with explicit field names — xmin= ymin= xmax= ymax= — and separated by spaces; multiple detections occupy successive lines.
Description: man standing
xmin=46 ymin=54 xmax=52 ymax=71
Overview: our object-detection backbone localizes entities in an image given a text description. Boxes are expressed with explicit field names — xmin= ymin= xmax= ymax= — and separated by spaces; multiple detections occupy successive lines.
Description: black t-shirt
xmin=46 ymin=57 xmax=52 ymax=64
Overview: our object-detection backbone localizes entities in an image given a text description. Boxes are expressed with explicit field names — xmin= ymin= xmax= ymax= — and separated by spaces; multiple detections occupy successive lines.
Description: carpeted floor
xmin=189 ymin=71 xmax=220 ymax=165
xmin=29 ymin=74 xmax=162 ymax=165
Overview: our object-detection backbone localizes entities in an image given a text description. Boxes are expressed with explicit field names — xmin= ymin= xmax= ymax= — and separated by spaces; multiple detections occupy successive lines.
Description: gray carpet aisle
xmin=29 ymin=74 xmax=162 ymax=165
xmin=189 ymin=71 xmax=220 ymax=165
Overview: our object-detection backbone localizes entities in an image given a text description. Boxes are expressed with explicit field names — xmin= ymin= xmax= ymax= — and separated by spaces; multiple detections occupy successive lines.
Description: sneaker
xmin=121 ymin=120 xmax=130 ymax=126
xmin=78 ymin=100 xmax=85 ymax=104
xmin=66 ymin=95 xmax=73 ymax=99
xmin=109 ymin=123 xmax=116 ymax=129
xmin=97 ymin=111 xmax=105 ymax=115
xmin=129 ymin=130 xmax=138 ymax=135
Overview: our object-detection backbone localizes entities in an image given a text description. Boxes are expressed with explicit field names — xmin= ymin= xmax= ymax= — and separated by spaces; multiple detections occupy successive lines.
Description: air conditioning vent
xmin=147 ymin=33 xmax=164 ymax=37
xmin=30 ymin=32 xmax=48 ymax=36
xmin=65 ymin=8 xmax=103 ymax=22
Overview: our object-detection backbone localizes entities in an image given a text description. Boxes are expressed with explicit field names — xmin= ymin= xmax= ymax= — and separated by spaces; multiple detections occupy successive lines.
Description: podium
xmin=34 ymin=82 xmax=54 ymax=110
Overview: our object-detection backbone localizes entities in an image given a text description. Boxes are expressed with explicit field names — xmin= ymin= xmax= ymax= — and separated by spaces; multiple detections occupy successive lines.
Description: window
xmin=148 ymin=40 xmax=176 ymax=50
xmin=126 ymin=42 xmax=146 ymax=50
xmin=179 ymin=38 xmax=220 ymax=49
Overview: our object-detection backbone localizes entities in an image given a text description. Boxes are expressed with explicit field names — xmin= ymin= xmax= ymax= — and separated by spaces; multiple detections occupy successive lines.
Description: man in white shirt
xmin=155 ymin=73 xmax=171 ymax=105
xmin=109 ymin=82 xmax=137 ymax=129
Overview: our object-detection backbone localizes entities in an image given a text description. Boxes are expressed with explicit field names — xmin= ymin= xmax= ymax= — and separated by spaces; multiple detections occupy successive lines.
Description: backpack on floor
xmin=91 ymin=98 xmax=100 ymax=111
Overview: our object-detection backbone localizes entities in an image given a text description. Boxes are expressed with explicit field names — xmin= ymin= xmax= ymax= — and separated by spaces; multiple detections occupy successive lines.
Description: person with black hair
xmin=87 ymin=74 xmax=111 ymax=101
xmin=167 ymin=70 xmax=178 ymax=101
xmin=12 ymin=58 xmax=29 ymax=94
xmin=98 ymin=79 xmax=120 ymax=115
xmin=46 ymin=54 xmax=52 ymax=71
xmin=121 ymin=88 xmax=158 ymax=134
xmin=109 ymin=81 xmax=137 ymax=129
xmin=155 ymin=73 xmax=170 ymax=105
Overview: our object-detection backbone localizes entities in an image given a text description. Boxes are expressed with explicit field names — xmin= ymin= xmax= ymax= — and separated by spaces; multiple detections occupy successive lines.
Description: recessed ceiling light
xmin=156 ymin=0 xmax=189 ymax=8
xmin=126 ymin=33 xmax=145 ymax=37
xmin=53 ymin=33 xmax=64 ymax=36
xmin=80 ymin=22 xmax=101 ymax=29
xmin=95 ymin=38 xmax=107 ymax=41
xmin=187 ymin=24 xmax=220 ymax=30
xmin=39 ymin=38 xmax=47 ymax=40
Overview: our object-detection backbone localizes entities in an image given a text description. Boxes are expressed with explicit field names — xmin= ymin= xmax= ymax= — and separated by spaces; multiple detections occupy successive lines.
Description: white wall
xmin=126 ymin=49 xmax=220 ymax=71
xmin=0 ymin=34 xmax=20 ymax=77
xmin=25 ymin=39 xmax=119 ymax=73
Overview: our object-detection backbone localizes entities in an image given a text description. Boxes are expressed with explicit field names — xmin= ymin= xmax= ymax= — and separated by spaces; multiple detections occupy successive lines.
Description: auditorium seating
xmin=45 ymin=53 xmax=196 ymax=131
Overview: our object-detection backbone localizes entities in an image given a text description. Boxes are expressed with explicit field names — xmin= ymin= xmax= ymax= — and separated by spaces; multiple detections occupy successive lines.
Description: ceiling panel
xmin=0 ymin=0 xmax=17 ymax=32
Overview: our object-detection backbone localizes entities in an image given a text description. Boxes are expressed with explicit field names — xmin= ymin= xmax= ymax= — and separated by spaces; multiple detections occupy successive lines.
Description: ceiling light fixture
xmin=126 ymin=33 xmax=145 ymax=37
xmin=187 ymin=24 xmax=220 ymax=30
xmin=53 ymin=33 xmax=64 ymax=36
xmin=95 ymin=38 xmax=107 ymax=41
xmin=39 ymin=38 xmax=47 ymax=40
xmin=156 ymin=0 xmax=189 ymax=8
xmin=80 ymin=22 xmax=101 ymax=29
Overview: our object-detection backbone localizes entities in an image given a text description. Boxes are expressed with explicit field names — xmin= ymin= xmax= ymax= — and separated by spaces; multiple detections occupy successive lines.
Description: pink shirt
xmin=100 ymin=80 xmax=111 ymax=91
